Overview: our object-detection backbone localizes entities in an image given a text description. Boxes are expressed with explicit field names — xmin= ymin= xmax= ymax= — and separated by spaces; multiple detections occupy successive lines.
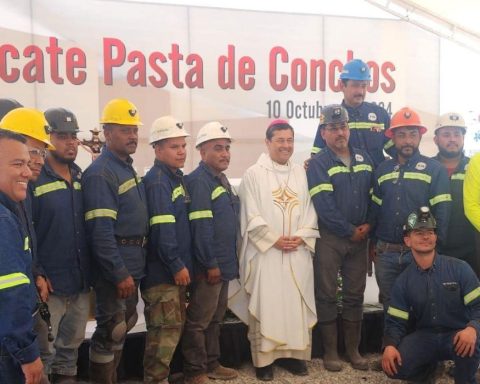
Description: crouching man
xmin=382 ymin=206 xmax=480 ymax=383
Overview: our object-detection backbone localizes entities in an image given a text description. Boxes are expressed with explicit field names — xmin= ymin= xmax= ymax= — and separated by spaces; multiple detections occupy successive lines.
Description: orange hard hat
xmin=386 ymin=107 xmax=427 ymax=138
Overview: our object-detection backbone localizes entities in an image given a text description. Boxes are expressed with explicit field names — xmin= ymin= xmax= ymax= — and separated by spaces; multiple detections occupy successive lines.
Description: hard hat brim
xmin=385 ymin=125 xmax=427 ymax=138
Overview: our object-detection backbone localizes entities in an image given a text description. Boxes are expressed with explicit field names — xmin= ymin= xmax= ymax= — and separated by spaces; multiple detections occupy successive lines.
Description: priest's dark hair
xmin=266 ymin=119 xmax=294 ymax=141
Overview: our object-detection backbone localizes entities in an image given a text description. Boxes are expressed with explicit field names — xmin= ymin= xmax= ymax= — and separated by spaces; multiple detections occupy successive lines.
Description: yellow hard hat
xmin=0 ymin=107 xmax=55 ymax=149
xmin=100 ymin=98 xmax=143 ymax=126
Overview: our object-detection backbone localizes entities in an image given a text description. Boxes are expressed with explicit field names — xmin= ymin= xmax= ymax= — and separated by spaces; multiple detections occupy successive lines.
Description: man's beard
xmin=438 ymin=146 xmax=463 ymax=159
xmin=51 ymin=151 xmax=75 ymax=165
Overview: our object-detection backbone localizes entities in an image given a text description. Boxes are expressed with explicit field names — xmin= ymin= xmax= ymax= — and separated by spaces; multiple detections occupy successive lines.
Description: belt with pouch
xmin=116 ymin=236 xmax=147 ymax=247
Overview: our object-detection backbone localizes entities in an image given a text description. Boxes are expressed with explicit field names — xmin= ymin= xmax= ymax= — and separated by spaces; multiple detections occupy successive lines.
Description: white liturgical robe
xmin=229 ymin=153 xmax=319 ymax=367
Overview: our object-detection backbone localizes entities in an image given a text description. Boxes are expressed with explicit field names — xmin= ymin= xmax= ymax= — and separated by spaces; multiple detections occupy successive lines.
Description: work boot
xmin=207 ymin=365 xmax=238 ymax=380
xmin=319 ymin=321 xmax=342 ymax=371
xmin=50 ymin=373 xmax=77 ymax=383
xmin=89 ymin=360 xmax=117 ymax=384
xmin=343 ymin=319 xmax=369 ymax=370
xmin=255 ymin=364 xmax=273 ymax=381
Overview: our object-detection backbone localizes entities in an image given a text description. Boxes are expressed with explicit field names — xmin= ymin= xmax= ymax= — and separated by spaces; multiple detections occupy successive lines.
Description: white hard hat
xmin=149 ymin=115 xmax=189 ymax=144
xmin=434 ymin=112 xmax=467 ymax=134
xmin=195 ymin=121 xmax=232 ymax=147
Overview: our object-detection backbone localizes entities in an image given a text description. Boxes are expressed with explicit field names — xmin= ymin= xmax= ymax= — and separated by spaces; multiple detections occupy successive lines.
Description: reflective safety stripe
xmin=118 ymin=177 xmax=141 ymax=195
xmin=349 ymin=122 xmax=385 ymax=130
xmin=372 ymin=194 xmax=382 ymax=206
xmin=211 ymin=186 xmax=227 ymax=200
xmin=328 ymin=166 xmax=350 ymax=177
xmin=33 ymin=181 xmax=67 ymax=197
xmin=369 ymin=188 xmax=373 ymax=195
xmin=429 ymin=193 xmax=452 ymax=206
xmin=384 ymin=139 xmax=394 ymax=150
xmin=311 ymin=146 xmax=321 ymax=154
xmin=352 ymin=164 xmax=373 ymax=173
xmin=24 ymin=236 xmax=29 ymax=251
xmin=404 ymin=172 xmax=431 ymax=184
xmin=309 ymin=183 xmax=334 ymax=197
xmin=171 ymin=185 xmax=185 ymax=202
xmin=0 ymin=272 xmax=30 ymax=290
xmin=378 ymin=172 xmax=399 ymax=185
xmin=451 ymin=173 xmax=465 ymax=181
xmin=464 ymin=287 xmax=480 ymax=305
xmin=150 ymin=214 xmax=176 ymax=225
xmin=189 ymin=210 xmax=213 ymax=220
xmin=85 ymin=209 xmax=118 ymax=220
xmin=387 ymin=306 xmax=409 ymax=320
xmin=73 ymin=181 xmax=81 ymax=190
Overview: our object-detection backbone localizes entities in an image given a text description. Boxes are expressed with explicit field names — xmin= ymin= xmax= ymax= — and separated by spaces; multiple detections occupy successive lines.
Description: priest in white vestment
xmin=228 ymin=119 xmax=319 ymax=381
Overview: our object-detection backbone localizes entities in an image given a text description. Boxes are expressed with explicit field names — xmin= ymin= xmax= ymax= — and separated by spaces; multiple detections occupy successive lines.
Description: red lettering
xmin=0 ymin=44 xmax=20 ymax=83
xmin=310 ymin=59 xmax=326 ymax=91
xmin=66 ymin=48 xmax=86 ymax=85
xmin=328 ymin=59 xmax=342 ymax=92
xmin=381 ymin=61 xmax=396 ymax=93
xmin=291 ymin=58 xmax=307 ymax=91
xmin=46 ymin=37 xmax=63 ymax=84
xmin=185 ymin=54 xmax=203 ymax=88
xmin=218 ymin=45 xmax=235 ymax=89
xmin=168 ymin=44 xmax=183 ymax=88
xmin=127 ymin=51 xmax=146 ymax=86
xmin=238 ymin=56 xmax=255 ymax=90
xmin=269 ymin=46 xmax=288 ymax=91
xmin=148 ymin=52 xmax=167 ymax=88
xmin=103 ymin=38 xmax=126 ymax=85
xmin=23 ymin=45 xmax=44 ymax=83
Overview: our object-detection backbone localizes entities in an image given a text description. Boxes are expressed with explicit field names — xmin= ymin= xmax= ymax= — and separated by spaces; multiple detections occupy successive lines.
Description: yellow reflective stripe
xmin=372 ymin=194 xmax=382 ymax=206
xmin=378 ymin=172 xmax=399 ymax=185
xmin=118 ymin=178 xmax=139 ymax=195
xmin=348 ymin=122 xmax=385 ymax=130
xmin=211 ymin=186 xmax=227 ymax=200
xmin=24 ymin=237 xmax=29 ymax=251
xmin=171 ymin=185 xmax=185 ymax=202
xmin=311 ymin=146 xmax=321 ymax=154
xmin=369 ymin=187 xmax=373 ymax=195
xmin=328 ymin=166 xmax=350 ymax=177
xmin=309 ymin=183 xmax=334 ymax=197
xmin=451 ymin=173 xmax=465 ymax=181
xmin=73 ymin=181 xmax=81 ymax=190
xmin=387 ymin=306 xmax=409 ymax=320
xmin=429 ymin=193 xmax=452 ymax=206
xmin=85 ymin=209 xmax=118 ymax=221
xmin=384 ymin=139 xmax=394 ymax=150
xmin=0 ymin=272 xmax=30 ymax=290
xmin=404 ymin=172 xmax=431 ymax=184
xmin=352 ymin=164 xmax=373 ymax=173
xmin=150 ymin=215 xmax=176 ymax=225
xmin=464 ymin=287 xmax=480 ymax=305
xmin=33 ymin=181 xmax=67 ymax=197
xmin=189 ymin=210 xmax=213 ymax=220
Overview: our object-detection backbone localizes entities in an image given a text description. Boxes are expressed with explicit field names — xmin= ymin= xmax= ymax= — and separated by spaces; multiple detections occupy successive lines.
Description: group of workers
xmin=1 ymin=57 xmax=480 ymax=384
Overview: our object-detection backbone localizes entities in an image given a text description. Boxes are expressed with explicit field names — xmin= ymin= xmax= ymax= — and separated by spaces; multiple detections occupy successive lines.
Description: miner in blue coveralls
xmin=182 ymin=122 xmax=239 ymax=384
xmin=306 ymin=104 xmax=374 ymax=372
xmin=0 ymin=129 xmax=44 ymax=384
xmin=382 ymin=206 xmax=480 ymax=384
xmin=311 ymin=59 xmax=393 ymax=167
xmin=432 ymin=112 xmax=479 ymax=276
xmin=31 ymin=107 xmax=91 ymax=383
xmin=369 ymin=107 xmax=451 ymax=315
xmin=82 ymin=99 xmax=149 ymax=383
xmin=141 ymin=115 xmax=193 ymax=384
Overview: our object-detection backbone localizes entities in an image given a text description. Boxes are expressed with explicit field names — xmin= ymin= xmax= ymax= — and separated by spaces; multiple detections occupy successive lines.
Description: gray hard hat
xmin=319 ymin=104 xmax=349 ymax=128
xmin=44 ymin=107 xmax=80 ymax=133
